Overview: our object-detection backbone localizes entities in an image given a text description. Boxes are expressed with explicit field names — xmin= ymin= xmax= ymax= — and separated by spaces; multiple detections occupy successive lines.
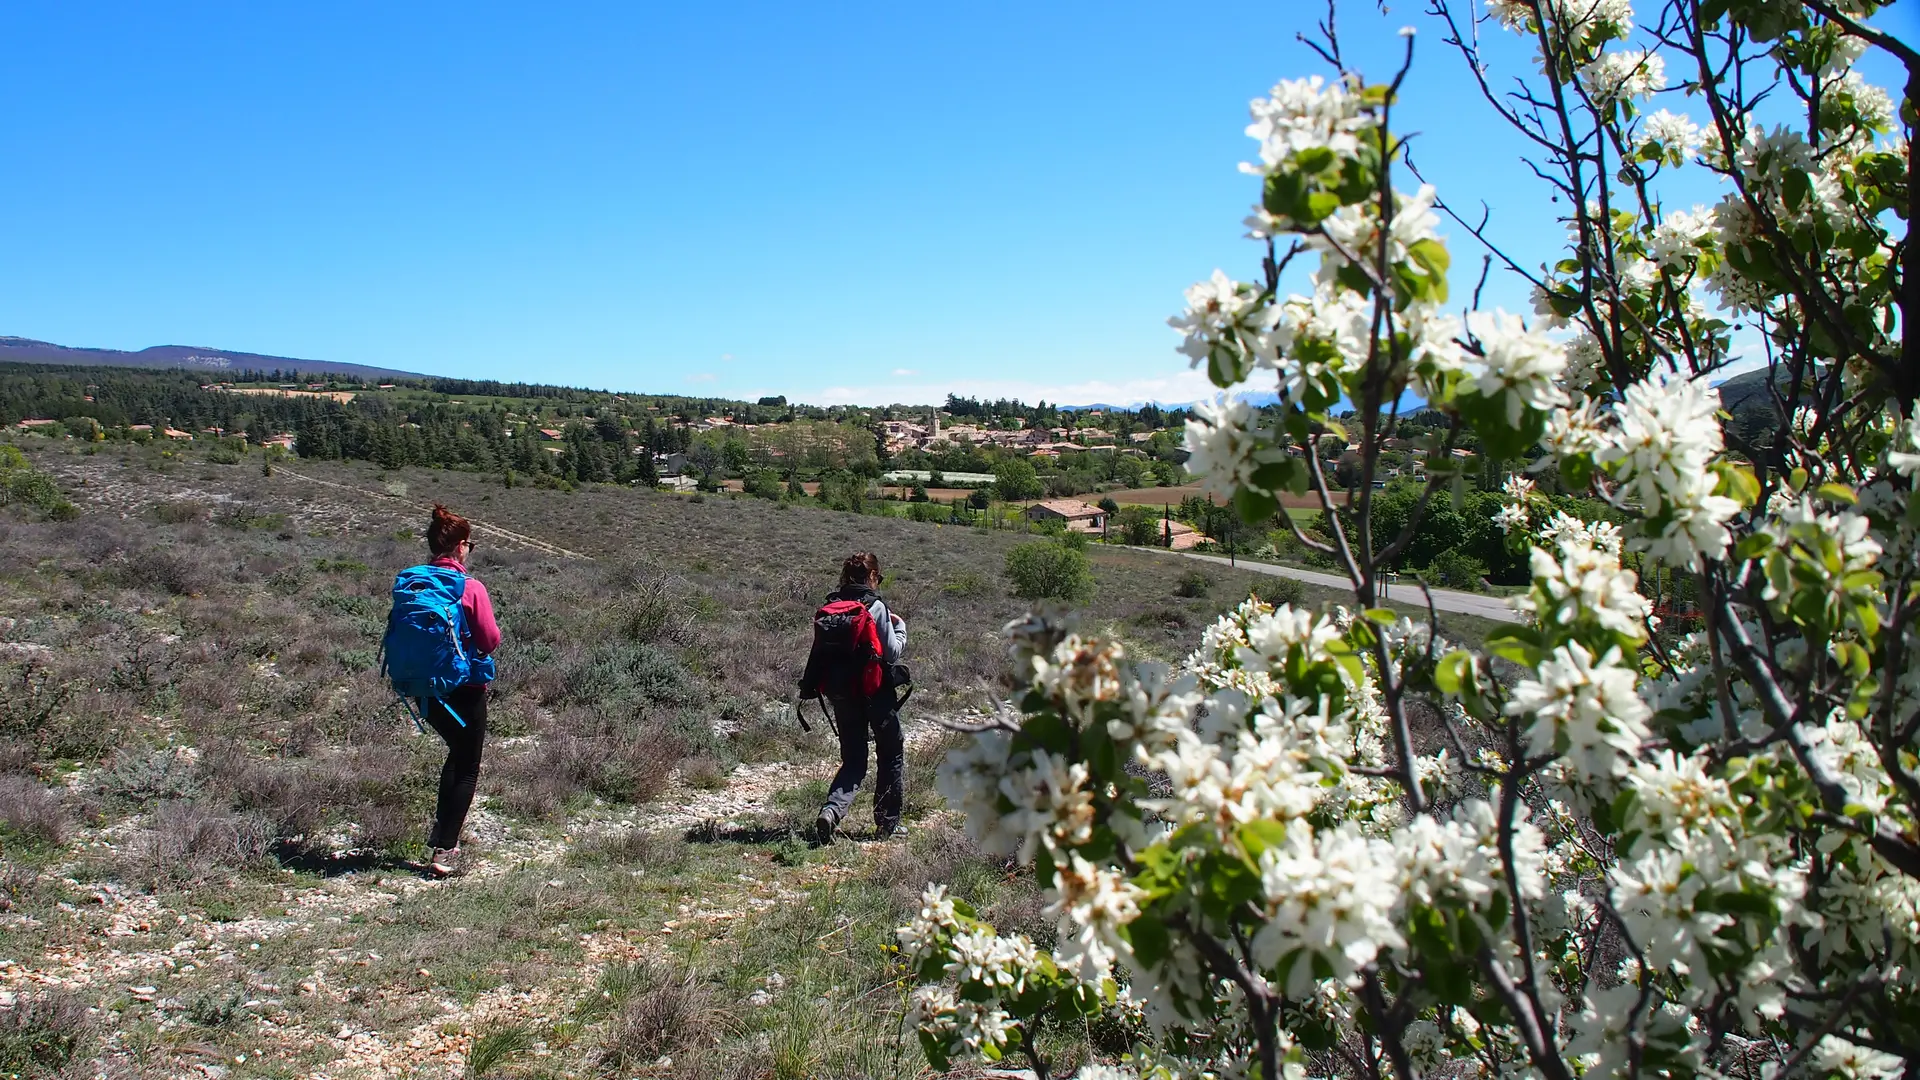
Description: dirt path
xmin=272 ymin=466 xmax=593 ymax=561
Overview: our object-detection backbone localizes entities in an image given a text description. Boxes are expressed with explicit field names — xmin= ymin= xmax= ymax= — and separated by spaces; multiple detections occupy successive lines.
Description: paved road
xmin=1157 ymin=549 xmax=1523 ymax=623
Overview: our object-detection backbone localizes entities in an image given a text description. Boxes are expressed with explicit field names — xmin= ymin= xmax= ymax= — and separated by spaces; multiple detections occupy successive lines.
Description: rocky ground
xmin=3 ymin=716 xmax=1028 ymax=1079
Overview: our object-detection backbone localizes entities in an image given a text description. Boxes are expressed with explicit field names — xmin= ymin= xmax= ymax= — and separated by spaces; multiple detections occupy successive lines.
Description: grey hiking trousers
xmin=820 ymin=692 xmax=904 ymax=833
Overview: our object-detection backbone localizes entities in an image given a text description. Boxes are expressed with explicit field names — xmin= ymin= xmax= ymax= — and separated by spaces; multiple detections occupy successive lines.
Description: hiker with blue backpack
xmin=382 ymin=505 xmax=501 ymax=878
xmin=799 ymin=551 xmax=909 ymax=844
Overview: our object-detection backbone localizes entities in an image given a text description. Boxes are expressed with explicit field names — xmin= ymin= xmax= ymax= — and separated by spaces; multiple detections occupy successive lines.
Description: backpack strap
xmin=433 ymin=696 xmax=469 ymax=729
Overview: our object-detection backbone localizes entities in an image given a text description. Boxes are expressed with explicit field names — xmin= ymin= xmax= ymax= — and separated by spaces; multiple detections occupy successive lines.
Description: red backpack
xmin=799 ymin=598 xmax=884 ymax=699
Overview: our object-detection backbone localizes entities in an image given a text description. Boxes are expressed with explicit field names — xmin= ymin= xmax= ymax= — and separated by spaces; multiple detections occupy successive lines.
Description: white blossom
xmin=1639 ymin=109 xmax=1704 ymax=162
xmin=1252 ymin=821 xmax=1405 ymax=996
xmin=1488 ymin=0 xmax=1634 ymax=42
xmin=1545 ymin=399 xmax=1609 ymax=458
xmin=1647 ymin=204 xmax=1712 ymax=268
xmin=1185 ymin=395 xmax=1274 ymax=500
xmin=1513 ymin=527 xmax=1650 ymax=638
xmin=1467 ymin=309 xmax=1570 ymax=423
xmin=907 ymin=984 xmax=959 ymax=1036
xmin=1000 ymin=748 xmax=1096 ymax=861
xmin=1047 ymin=854 xmax=1145 ymax=983
xmin=1594 ymin=368 xmax=1739 ymax=568
xmin=1560 ymin=331 xmax=1605 ymax=392
xmin=953 ymin=999 xmax=1014 ymax=1054
xmin=1580 ymin=49 xmax=1666 ymax=103
xmin=1811 ymin=1036 xmax=1905 ymax=1080
xmin=944 ymin=926 xmax=1040 ymax=995
xmin=1243 ymin=74 xmax=1372 ymax=171
xmin=1824 ymin=71 xmax=1896 ymax=136
xmin=1170 ymin=271 xmax=1281 ymax=376
xmin=897 ymin=884 xmax=960 ymax=960
xmin=1507 ymin=642 xmax=1651 ymax=786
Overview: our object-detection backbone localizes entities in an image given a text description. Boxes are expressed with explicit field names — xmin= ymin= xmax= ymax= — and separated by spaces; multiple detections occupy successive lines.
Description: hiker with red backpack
xmin=381 ymin=505 xmax=502 ymax=878
xmin=799 ymin=552 xmax=908 ymax=843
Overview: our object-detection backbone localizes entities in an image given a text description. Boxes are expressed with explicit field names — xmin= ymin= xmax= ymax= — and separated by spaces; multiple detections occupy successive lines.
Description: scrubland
xmin=0 ymin=444 xmax=1489 ymax=1079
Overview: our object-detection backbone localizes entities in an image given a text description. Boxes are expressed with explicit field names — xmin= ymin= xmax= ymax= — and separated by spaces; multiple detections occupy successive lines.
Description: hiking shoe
xmin=813 ymin=813 xmax=836 ymax=846
xmin=428 ymin=847 xmax=462 ymax=878
xmin=875 ymin=822 xmax=906 ymax=842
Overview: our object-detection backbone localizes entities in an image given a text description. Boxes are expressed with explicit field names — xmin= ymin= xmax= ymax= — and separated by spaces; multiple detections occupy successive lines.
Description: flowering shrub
xmin=901 ymin=1 xmax=1916 ymax=1078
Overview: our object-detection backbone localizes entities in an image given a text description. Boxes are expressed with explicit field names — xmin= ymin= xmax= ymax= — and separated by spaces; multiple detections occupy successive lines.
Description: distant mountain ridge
xmin=0 ymin=336 xmax=425 ymax=381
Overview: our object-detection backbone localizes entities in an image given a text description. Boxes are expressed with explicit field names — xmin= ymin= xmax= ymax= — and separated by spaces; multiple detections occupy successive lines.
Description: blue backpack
xmin=380 ymin=564 xmax=495 ymax=728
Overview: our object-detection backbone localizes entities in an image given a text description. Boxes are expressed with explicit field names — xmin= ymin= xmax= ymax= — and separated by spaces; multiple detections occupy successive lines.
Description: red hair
xmin=427 ymin=504 xmax=472 ymax=556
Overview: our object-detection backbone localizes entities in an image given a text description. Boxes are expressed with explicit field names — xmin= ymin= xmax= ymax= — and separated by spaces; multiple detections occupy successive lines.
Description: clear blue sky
xmin=3 ymin=2 xmax=1911 ymax=405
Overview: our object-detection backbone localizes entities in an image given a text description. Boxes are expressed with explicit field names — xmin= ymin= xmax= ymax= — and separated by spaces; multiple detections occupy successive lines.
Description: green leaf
xmin=1234 ymin=486 xmax=1278 ymax=525
xmin=1302 ymin=191 xmax=1343 ymax=223
xmin=1782 ymin=168 xmax=1812 ymax=212
xmin=1362 ymin=608 xmax=1398 ymax=624
xmin=1715 ymin=463 xmax=1760 ymax=506
xmin=1127 ymin=909 xmax=1169 ymax=969
xmin=1733 ymin=532 xmax=1775 ymax=561
xmin=1435 ymin=650 xmax=1474 ymax=696
xmin=1815 ymin=482 xmax=1858 ymax=505
xmin=919 ymin=1031 xmax=952 ymax=1071
xmin=1238 ymin=819 xmax=1290 ymax=860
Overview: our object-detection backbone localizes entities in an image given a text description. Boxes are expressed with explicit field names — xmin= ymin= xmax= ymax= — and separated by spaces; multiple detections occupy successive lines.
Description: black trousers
xmin=421 ymin=683 xmax=489 ymax=850
xmin=821 ymin=692 xmax=904 ymax=832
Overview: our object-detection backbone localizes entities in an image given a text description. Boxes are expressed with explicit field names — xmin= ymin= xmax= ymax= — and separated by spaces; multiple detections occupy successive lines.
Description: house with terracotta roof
xmin=1023 ymin=499 xmax=1107 ymax=533
xmin=163 ymin=428 xmax=192 ymax=440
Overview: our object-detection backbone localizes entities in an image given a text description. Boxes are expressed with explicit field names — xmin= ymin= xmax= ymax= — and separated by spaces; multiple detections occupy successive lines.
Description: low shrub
xmin=1249 ymin=575 xmax=1307 ymax=607
xmin=942 ymin=571 xmax=991 ymax=598
xmin=468 ymin=1022 xmax=535 ymax=1078
xmin=0 ymin=777 xmax=67 ymax=847
xmin=0 ymin=457 xmax=76 ymax=520
xmin=120 ymin=546 xmax=210 ymax=596
xmin=1425 ymin=546 xmax=1489 ymax=591
xmin=0 ymin=861 xmax=36 ymax=911
xmin=118 ymin=801 xmax=272 ymax=888
xmin=1174 ymin=568 xmax=1213 ymax=598
xmin=489 ymin=728 xmax=682 ymax=819
xmin=603 ymin=563 xmax=693 ymax=646
xmin=152 ymin=500 xmax=210 ymax=524
xmin=680 ymin=754 xmax=728 ymax=791
xmin=597 ymin=965 xmax=719 ymax=1072
xmin=568 ymin=827 xmax=693 ymax=873
xmin=184 ymin=986 xmax=246 ymax=1029
xmin=99 ymin=747 xmax=204 ymax=804
xmin=1004 ymin=540 xmax=1095 ymax=602
xmin=0 ymin=991 xmax=91 ymax=1076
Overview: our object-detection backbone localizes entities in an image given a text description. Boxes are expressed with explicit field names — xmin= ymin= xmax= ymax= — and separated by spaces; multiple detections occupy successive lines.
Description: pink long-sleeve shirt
xmin=429 ymin=555 xmax=502 ymax=656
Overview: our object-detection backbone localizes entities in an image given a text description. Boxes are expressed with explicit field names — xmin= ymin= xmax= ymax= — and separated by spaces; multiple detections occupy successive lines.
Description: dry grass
xmin=0 ymin=442 xmax=1436 ymax=1078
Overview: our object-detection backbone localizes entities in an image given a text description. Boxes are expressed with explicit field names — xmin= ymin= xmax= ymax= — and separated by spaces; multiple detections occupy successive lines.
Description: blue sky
xmin=2 ymin=2 xmax=1911 ymax=406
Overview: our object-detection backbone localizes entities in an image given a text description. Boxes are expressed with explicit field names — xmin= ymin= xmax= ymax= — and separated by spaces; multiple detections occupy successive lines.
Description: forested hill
xmin=0 ymin=336 xmax=420 ymax=381
xmin=0 ymin=362 xmax=881 ymax=486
